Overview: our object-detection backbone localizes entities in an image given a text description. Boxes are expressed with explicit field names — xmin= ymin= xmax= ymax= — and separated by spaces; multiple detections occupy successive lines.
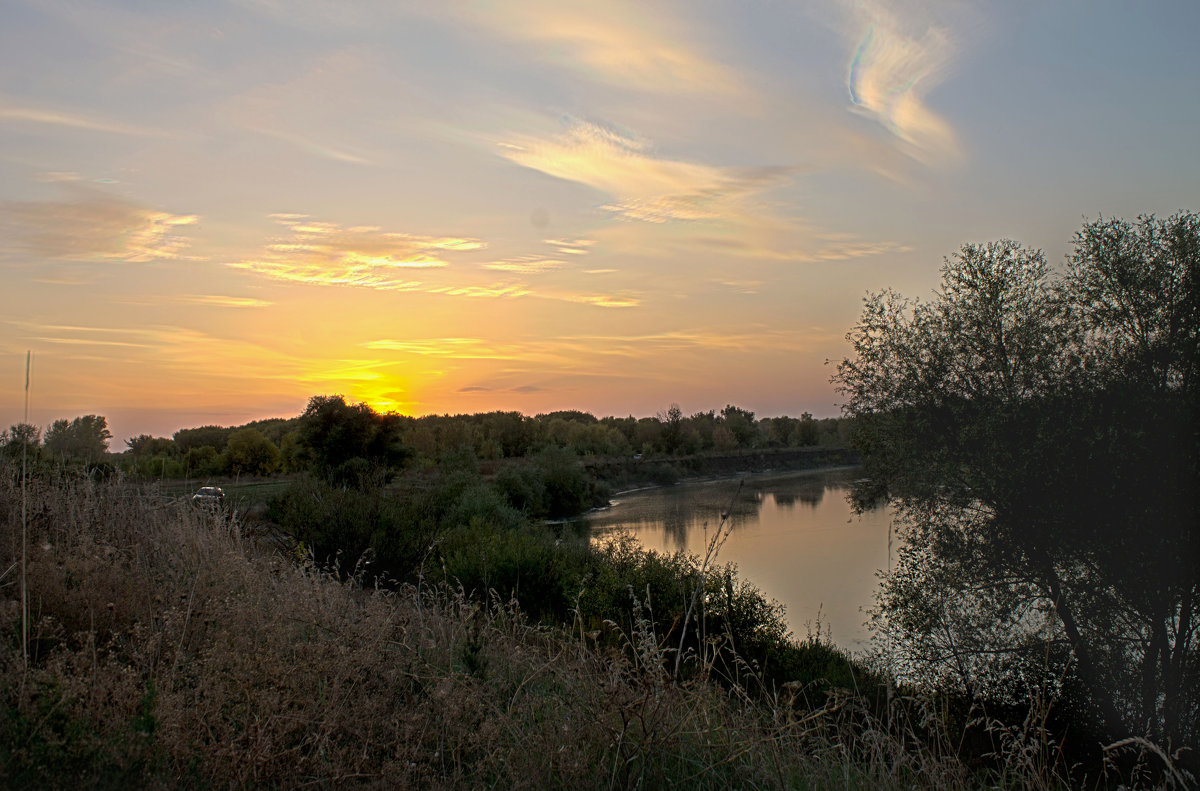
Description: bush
xmin=269 ymin=477 xmax=436 ymax=579
xmin=495 ymin=451 xmax=610 ymax=520
xmin=440 ymin=522 xmax=586 ymax=618
xmin=535 ymin=447 xmax=593 ymax=518
xmin=494 ymin=463 xmax=547 ymax=515
xmin=642 ymin=462 xmax=680 ymax=486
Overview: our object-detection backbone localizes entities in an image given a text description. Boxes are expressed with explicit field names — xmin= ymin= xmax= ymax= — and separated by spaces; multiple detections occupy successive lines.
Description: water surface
xmin=585 ymin=467 xmax=892 ymax=651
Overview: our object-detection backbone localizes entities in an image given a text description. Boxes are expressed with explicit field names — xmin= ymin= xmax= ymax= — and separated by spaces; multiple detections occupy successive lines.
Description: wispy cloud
xmin=715 ymin=279 xmax=763 ymax=294
xmin=424 ymin=283 xmax=531 ymax=299
xmin=232 ymin=213 xmax=638 ymax=307
xmin=245 ymin=126 xmax=373 ymax=165
xmin=30 ymin=269 xmax=93 ymax=285
xmin=500 ymin=120 xmax=790 ymax=224
xmin=454 ymin=382 xmax=547 ymax=395
xmin=565 ymin=293 xmax=640 ymax=308
xmin=0 ymin=103 xmax=162 ymax=136
xmin=544 ymin=238 xmax=596 ymax=255
xmin=372 ymin=326 xmax=838 ymax=402
xmin=29 ymin=335 xmax=152 ymax=349
xmin=365 ymin=327 xmax=825 ymax=367
xmin=219 ymin=50 xmax=386 ymax=167
xmin=482 ymin=257 xmax=566 ymax=274
xmin=5 ymin=317 xmax=417 ymax=413
xmin=462 ymin=1 xmax=743 ymax=98
xmin=842 ymin=1 xmax=960 ymax=161
xmin=0 ymin=185 xmax=197 ymax=263
xmin=678 ymin=233 xmax=911 ymax=263
xmin=177 ymin=295 xmax=273 ymax=308
xmin=365 ymin=338 xmax=519 ymax=360
xmin=229 ymin=214 xmax=482 ymax=288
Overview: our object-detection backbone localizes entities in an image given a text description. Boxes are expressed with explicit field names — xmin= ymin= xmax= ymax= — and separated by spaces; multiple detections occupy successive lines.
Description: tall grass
xmin=1 ymin=464 xmax=1171 ymax=788
xmin=20 ymin=350 xmax=31 ymax=670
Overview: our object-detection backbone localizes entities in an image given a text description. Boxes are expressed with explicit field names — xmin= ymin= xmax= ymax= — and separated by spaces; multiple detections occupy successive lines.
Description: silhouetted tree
xmin=797 ymin=412 xmax=819 ymax=446
xmin=834 ymin=214 xmax=1200 ymax=754
xmin=538 ymin=410 xmax=598 ymax=425
xmin=184 ymin=445 xmax=221 ymax=477
xmin=43 ymin=415 xmax=112 ymax=462
xmin=634 ymin=417 xmax=661 ymax=454
xmin=225 ymin=428 xmax=280 ymax=476
xmin=658 ymin=403 xmax=684 ymax=454
xmin=719 ymin=405 xmax=756 ymax=448
xmin=174 ymin=425 xmax=231 ymax=453
xmin=125 ymin=434 xmax=175 ymax=457
xmin=2 ymin=423 xmax=40 ymax=459
xmin=299 ymin=395 xmax=409 ymax=484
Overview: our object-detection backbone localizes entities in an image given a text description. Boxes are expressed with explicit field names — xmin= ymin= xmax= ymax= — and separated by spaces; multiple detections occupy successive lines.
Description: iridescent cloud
xmin=844 ymin=1 xmax=959 ymax=160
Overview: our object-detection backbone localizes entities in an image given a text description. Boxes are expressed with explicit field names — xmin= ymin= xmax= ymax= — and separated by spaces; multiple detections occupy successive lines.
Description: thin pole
xmin=21 ymin=351 xmax=31 ymax=669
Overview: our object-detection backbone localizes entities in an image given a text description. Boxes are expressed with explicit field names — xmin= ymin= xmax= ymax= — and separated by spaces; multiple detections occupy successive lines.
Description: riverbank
xmin=584 ymin=446 xmax=858 ymax=493
xmin=606 ymin=462 xmax=862 ymax=498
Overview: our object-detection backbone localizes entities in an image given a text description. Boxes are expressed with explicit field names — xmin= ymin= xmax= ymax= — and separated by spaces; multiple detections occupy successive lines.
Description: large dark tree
xmin=42 ymin=415 xmax=112 ymax=462
xmin=225 ymin=428 xmax=280 ymax=476
xmin=2 ymin=423 xmax=40 ymax=459
xmin=834 ymin=214 xmax=1199 ymax=754
xmin=298 ymin=395 xmax=409 ymax=484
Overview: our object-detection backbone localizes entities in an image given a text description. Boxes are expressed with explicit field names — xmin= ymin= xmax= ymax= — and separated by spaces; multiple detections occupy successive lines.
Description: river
xmin=584 ymin=467 xmax=892 ymax=652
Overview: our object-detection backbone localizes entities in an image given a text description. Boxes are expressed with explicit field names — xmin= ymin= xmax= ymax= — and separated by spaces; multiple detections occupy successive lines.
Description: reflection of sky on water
xmin=586 ymin=468 xmax=892 ymax=651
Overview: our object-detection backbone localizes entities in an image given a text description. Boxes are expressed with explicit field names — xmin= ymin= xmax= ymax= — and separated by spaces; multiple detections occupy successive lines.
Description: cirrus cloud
xmin=228 ymin=213 xmax=483 ymax=289
xmin=500 ymin=120 xmax=791 ymax=225
xmin=460 ymin=1 xmax=744 ymax=99
xmin=230 ymin=213 xmax=639 ymax=307
xmin=482 ymin=257 xmax=566 ymax=275
xmin=0 ymin=185 xmax=197 ymax=264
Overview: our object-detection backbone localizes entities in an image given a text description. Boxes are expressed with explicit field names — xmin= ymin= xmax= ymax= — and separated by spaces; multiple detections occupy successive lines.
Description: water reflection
xmin=585 ymin=467 xmax=891 ymax=650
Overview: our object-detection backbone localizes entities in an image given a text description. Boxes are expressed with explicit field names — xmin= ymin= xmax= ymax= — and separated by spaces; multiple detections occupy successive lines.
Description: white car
xmin=190 ymin=486 xmax=225 ymax=508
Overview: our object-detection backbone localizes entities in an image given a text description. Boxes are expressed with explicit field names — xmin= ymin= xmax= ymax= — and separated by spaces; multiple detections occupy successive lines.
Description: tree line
xmin=2 ymin=401 xmax=849 ymax=481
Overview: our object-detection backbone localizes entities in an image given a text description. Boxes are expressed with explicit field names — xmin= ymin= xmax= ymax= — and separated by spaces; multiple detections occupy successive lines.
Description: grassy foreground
xmin=3 ymin=470 xmax=1088 ymax=789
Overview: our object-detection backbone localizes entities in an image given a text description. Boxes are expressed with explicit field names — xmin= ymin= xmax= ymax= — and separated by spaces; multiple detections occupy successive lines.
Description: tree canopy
xmin=834 ymin=213 xmax=1199 ymax=755
xmin=42 ymin=415 xmax=113 ymax=462
xmin=226 ymin=428 xmax=280 ymax=477
xmin=298 ymin=395 xmax=410 ymax=485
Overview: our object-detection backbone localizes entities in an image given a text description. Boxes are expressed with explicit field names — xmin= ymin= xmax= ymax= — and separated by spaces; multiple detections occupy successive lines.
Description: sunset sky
xmin=2 ymin=0 xmax=1198 ymax=443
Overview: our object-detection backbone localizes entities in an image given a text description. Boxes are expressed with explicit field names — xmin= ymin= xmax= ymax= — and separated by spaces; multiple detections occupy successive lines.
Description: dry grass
xmin=0 ymin=467 xmax=1109 ymax=789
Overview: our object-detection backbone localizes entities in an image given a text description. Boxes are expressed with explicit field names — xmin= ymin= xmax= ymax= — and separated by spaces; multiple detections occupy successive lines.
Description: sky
xmin=2 ymin=0 xmax=1198 ymax=444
